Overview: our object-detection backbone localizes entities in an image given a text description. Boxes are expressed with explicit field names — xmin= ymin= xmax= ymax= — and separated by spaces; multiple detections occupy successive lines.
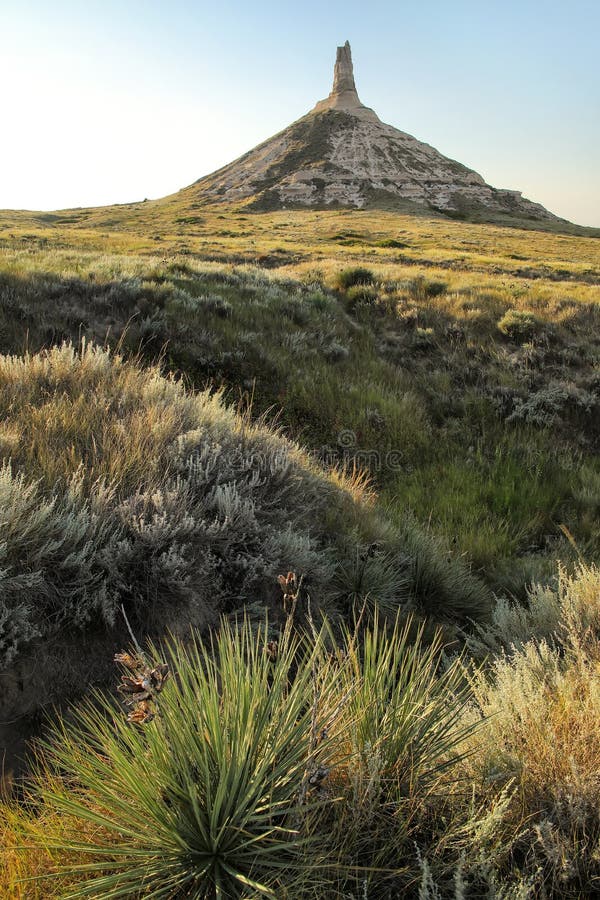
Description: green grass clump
xmin=398 ymin=517 xmax=492 ymax=622
xmin=334 ymin=266 xmax=375 ymax=290
xmin=375 ymin=238 xmax=407 ymax=248
xmin=345 ymin=283 xmax=379 ymax=311
xmin=497 ymin=308 xmax=543 ymax=342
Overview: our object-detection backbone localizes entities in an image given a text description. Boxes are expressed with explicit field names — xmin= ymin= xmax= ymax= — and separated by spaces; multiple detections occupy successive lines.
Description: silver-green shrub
xmin=0 ymin=464 xmax=120 ymax=667
xmin=0 ymin=342 xmax=490 ymax=673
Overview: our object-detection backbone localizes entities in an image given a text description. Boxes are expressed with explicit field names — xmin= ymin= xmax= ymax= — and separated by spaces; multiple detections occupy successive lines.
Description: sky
xmin=1 ymin=0 xmax=599 ymax=226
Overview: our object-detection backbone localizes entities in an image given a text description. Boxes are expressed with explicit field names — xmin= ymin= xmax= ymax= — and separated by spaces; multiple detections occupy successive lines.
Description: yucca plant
xmin=27 ymin=619 xmax=344 ymax=899
xmin=16 ymin=612 xmax=480 ymax=899
xmin=343 ymin=616 xmax=474 ymax=781
xmin=331 ymin=544 xmax=409 ymax=617
xmin=320 ymin=615 xmax=478 ymax=894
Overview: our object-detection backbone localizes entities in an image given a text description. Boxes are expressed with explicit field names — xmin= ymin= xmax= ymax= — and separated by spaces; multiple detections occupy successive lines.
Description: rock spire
xmin=312 ymin=41 xmax=380 ymax=122
xmin=332 ymin=41 xmax=357 ymax=95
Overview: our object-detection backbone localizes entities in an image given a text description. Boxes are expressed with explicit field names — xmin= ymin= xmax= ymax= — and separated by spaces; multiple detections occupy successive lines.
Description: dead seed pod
xmin=113 ymin=651 xmax=140 ymax=671
xmin=265 ymin=640 xmax=278 ymax=661
xmin=149 ymin=664 xmax=170 ymax=691
xmin=127 ymin=700 xmax=156 ymax=725
xmin=114 ymin=650 xmax=170 ymax=725
xmin=277 ymin=571 xmax=302 ymax=615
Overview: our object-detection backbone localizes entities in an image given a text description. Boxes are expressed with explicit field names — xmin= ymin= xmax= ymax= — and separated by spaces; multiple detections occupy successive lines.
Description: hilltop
xmin=181 ymin=41 xmax=569 ymax=228
xmin=3 ymin=43 xmax=598 ymax=236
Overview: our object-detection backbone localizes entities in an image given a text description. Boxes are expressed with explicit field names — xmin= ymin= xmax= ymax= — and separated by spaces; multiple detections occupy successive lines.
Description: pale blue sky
xmin=1 ymin=0 xmax=598 ymax=225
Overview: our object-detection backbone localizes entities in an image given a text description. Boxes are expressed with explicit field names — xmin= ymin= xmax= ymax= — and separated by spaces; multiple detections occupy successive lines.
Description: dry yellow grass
xmin=1 ymin=787 xmax=116 ymax=899
xmin=457 ymin=566 xmax=600 ymax=894
xmin=1 ymin=204 xmax=598 ymax=285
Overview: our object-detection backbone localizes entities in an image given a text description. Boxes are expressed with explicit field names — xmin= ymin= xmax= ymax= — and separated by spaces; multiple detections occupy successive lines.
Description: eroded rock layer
xmin=187 ymin=42 xmax=562 ymax=223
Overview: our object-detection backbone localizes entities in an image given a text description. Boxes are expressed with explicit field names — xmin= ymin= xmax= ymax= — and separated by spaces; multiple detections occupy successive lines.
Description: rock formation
xmin=312 ymin=41 xmax=379 ymax=123
xmin=183 ymin=42 xmax=564 ymax=224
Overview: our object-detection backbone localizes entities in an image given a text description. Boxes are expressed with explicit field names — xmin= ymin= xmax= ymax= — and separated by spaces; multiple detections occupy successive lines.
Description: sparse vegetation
xmin=0 ymin=202 xmax=599 ymax=896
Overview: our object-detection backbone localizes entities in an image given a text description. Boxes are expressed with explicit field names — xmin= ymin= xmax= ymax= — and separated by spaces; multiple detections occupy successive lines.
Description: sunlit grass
xmin=0 ymin=209 xmax=598 ymax=589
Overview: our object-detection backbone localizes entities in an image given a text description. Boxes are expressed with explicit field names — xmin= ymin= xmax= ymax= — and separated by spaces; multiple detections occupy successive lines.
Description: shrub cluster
xmin=0 ymin=342 xmax=489 ymax=673
xmin=334 ymin=266 xmax=375 ymax=290
xmin=0 ymin=342 xmax=335 ymax=668
xmin=507 ymin=382 xmax=599 ymax=434
xmin=461 ymin=563 xmax=600 ymax=897
xmin=497 ymin=308 xmax=544 ymax=342
xmin=5 ymin=564 xmax=600 ymax=897
xmin=409 ymin=275 xmax=448 ymax=301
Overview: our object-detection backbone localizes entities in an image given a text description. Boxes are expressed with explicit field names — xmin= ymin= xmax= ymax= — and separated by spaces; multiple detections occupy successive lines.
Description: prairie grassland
xmin=0 ymin=206 xmax=598 ymax=588
xmin=0 ymin=204 xmax=599 ymax=896
xmin=1 ymin=202 xmax=599 ymax=275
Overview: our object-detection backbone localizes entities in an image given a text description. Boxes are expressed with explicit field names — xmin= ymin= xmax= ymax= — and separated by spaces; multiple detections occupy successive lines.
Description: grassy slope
xmin=1 ymin=205 xmax=600 ymax=898
xmin=0 ymin=335 xmax=495 ymax=758
xmin=0 ymin=206 xmax=598 ymax=594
